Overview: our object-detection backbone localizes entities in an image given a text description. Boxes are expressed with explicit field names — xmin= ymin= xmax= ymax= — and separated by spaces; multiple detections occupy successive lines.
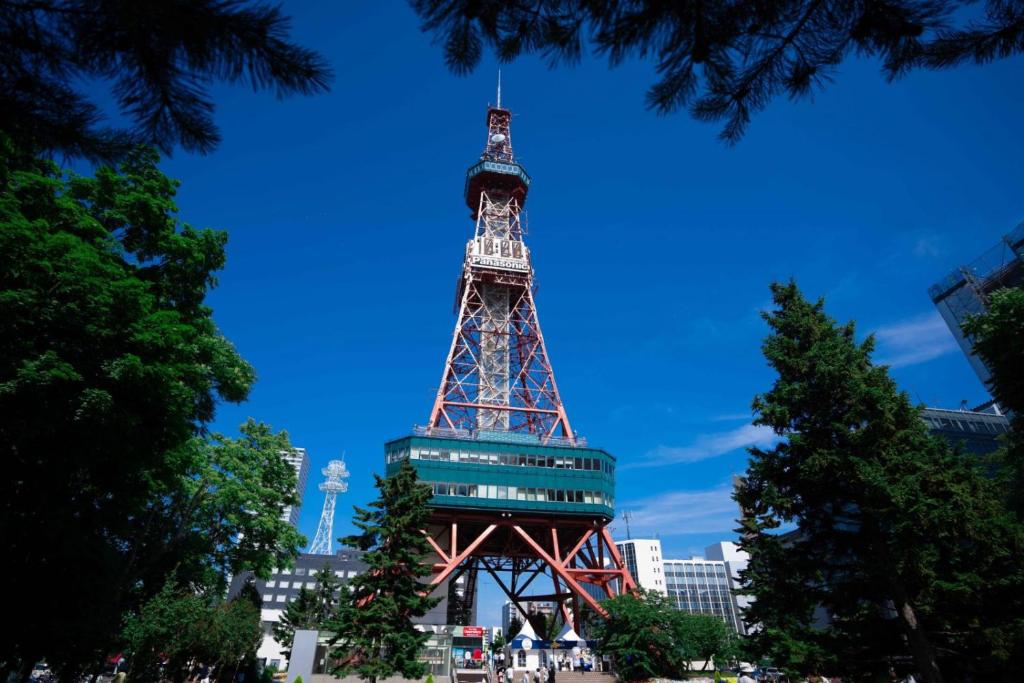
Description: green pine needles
xmin=737 ymin=281 xmax=1024 ymax=682
xmin=326 ymin=460 xmax=440 ymax=683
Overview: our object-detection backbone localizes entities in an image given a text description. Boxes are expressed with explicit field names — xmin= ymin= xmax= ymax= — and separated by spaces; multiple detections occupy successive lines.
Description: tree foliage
xmin=736 ymin=281 xmax=1024 ymax=682
xmin=123 ymin=578 xmax=263 ymax=683
xmin=410 ymin=0 xmax=1024 ymax=142
xmin=273 ymin=565 xmax=344 ymax=658
xmin=326 ymin=460 xmax=440 ymax=683
xmin=962 ymin=285 xmax=1024 ymax=517
xmin=592 ymin=590 xmax=737 ymax=680
xmin=962 ymin=285 xmax=1024 ymax=415
xmin=0 ymin=137 xmax=303 ymax=679
xmin=0 ymin=0 xmax=331 ymax=159
xmin=507 ymin=615 xmax=523 ymax=639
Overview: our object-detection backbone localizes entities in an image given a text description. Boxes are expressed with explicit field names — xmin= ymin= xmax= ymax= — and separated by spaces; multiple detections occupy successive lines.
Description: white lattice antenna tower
xmin=308 ymin=458 xmax=350 ymax=555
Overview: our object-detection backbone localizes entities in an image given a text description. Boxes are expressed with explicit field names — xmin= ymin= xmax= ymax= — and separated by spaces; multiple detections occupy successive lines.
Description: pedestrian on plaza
xmin=548 ymin=665 xmax=556 ymax=683
xmin=738 ymin=665 xmax=756 ymax=683
xmin=522 ymin=670 xmax=529 ymax=683
xmin=498 ymin=668 xmax=504 ymax=683
xmin=540 ymin=665 xmax=547 ymax=683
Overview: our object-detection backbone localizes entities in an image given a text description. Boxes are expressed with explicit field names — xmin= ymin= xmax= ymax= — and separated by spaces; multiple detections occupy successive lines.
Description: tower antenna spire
xmin=496 ymin=70 xmax=502 ymax=109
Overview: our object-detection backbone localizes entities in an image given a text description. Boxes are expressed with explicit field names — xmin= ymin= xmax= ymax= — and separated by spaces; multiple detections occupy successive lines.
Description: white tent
xmin=554 ymin=623 xmax=585 ymax=647
xmin=507 ymin=619 xmax=545 ymax=672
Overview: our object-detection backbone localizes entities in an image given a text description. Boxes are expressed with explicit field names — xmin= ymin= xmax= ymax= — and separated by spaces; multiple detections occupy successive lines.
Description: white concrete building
xmin=615 ymin=539 xmax=667 ymax=594
xmin=280 ymin=447 xmax=311 ymax=527
xmin=614 ymin=538 xmax=746 ymax=634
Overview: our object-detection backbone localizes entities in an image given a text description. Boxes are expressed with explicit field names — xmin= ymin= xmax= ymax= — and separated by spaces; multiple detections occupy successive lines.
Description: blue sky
xmin=137 ymin=3 xmax=1023 ymax=628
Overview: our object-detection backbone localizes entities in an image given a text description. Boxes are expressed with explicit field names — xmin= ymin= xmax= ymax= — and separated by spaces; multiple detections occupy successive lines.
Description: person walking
xmin=548 ymin=665 xmax=556 ymax=683
xmin=522 ymin=669 xmax=529 ymax=683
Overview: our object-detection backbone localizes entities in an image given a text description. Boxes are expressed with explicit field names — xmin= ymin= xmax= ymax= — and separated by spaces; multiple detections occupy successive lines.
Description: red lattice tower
xmin=428 ymin=91 xmax=573 ymax=441
xmin=391 ymin=84 xmax=635 ymax=633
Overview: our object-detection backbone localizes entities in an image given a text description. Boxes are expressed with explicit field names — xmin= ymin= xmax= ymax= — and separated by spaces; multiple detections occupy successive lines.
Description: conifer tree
xmin=737 ymin=281 xmax=1024 ymax=681
xmin=326 ymin=460 xmax=440 ymax=683
xmin=273 ymin=565 xmax=343 ymax=658
xmin=962 ymin=285 xmax=1024 ymax=518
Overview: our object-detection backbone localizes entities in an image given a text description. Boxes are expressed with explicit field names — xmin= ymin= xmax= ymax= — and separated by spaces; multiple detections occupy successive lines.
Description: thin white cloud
xmin=626 ymin=423 xmax=775 ymax=469
xmin=873 ymin=312 xmax=958 ymax=369
xmin=710 ymin=412 xmax=752 ymax=422
xmin=622 ymin=484 xmax=741 ymax=538
xmin=911 ymin=234 xmax=944 ymax=259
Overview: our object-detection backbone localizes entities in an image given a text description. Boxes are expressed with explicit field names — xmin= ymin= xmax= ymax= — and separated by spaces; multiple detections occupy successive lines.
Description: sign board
xmin=467 ymin=237 xmax=530 ymax=273
xmin=463 ymin=626 xmax=485 ymax=637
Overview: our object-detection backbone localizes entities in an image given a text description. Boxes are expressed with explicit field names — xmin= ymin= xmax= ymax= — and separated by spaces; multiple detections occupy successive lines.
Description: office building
xmin=615 ymin=539 xmax=667 ymax=594
xmin=921 ymin=405 xmax=1010 ymax=456
xmin=280 ymin=447 xmax=311 ymax=528
xmin=501 ymin=599 xmax=556 ymax=636
xmin=705 ymin=541 xmax=751 ymax=635
xmin=228 ymin=550 xmax=367 ymax=671
xmin=663 ymin=558 xmax=744 ymax=634
xmin=928 ymin=223 xmax=1024 ymax=392
xmin=615 ymin=539 xmax=745 ymax=634
xmin=228 ymin=549 xmax=464 ymax=671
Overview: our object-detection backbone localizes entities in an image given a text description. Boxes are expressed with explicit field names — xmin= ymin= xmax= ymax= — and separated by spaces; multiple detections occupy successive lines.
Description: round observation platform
xmin=464 ymin=159 xmax=532 ymax=215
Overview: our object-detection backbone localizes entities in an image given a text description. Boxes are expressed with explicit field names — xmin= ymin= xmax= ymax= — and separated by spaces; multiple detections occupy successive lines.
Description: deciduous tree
xmin=0 ymin=137 xmax=302 ymax=680
xmin=591 ymin=590 xmax=686 ymax=681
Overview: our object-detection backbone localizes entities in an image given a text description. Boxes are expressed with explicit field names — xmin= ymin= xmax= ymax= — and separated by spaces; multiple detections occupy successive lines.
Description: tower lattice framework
xmin=410 ymin=87 xmax=635 ymax=632
xmin=428 ymin=100 xmax=572 ymax=441
xmin=309 ymin=459 xmax=350 ymax=555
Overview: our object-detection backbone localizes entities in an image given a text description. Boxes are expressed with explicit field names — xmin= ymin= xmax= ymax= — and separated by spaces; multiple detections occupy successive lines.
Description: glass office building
xmin=921 ymin=406 xmax=1010 ymax=456
xmin=928 ymin=223 xmax=1024 ymax=391
xmin=663 ymin=559 xmax=744 ymax=634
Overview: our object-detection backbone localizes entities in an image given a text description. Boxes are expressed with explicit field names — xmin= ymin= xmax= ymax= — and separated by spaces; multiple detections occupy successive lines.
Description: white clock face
xmin=521 ymin=638 xmax=533 ymax=650
xmin=491 ymin=133 xmax=507 ymax=144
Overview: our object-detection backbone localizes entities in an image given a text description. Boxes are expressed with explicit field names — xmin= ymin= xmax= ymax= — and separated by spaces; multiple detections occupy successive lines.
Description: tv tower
xmin=384 ymin=81 xmax=635 ymax=630
xmin=308 ymin=458 xmax=350 ymax=555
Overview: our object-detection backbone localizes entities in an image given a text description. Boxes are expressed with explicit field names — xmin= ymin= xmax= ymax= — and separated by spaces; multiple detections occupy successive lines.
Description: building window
xmin=266 ymin=580 xmax=276 ymax=588
xmin=275 ymin=594 xmax=286 ymax=602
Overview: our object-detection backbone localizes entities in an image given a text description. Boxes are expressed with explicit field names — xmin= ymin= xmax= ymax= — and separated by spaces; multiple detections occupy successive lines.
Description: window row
xmin=426 ymin=480 xmax=614 ymax=507
xmin=388 ymin=447 xmax=615 ymax=474
xmin=272 ymin=568 xmax=360 ymax=579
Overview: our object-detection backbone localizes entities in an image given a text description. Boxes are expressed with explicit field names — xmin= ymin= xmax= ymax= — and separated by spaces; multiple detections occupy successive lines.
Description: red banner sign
xmin=462 ymin=626 xmax=484 ymax=637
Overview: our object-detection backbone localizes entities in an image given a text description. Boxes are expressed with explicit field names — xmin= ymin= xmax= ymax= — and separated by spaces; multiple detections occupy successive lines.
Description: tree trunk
xmin=890 ymin=583 xmax=945 ymax=683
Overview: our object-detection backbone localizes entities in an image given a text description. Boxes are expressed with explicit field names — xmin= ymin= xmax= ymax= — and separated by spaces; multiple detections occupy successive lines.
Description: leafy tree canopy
xmin=411 ymin=0 xmax=1024 ymax=142
xmin=123 ymin=577 xmax=263 ymax=683
xmin=736 ymin=281 xmax=1024 ymax=682
xmin=326 ymin=460 xmax=440 ymax=683
xmin=592 ymin=590 xmax=688 ymax=681
xmin=0 ymin=0 xmax=331 ymax=159
xmin=0 ymin=137 xmax=303 ymax=679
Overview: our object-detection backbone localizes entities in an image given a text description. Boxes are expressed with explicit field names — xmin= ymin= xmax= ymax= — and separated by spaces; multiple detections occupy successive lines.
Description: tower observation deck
xmin=385 ymin=84 xmax=635 ymax=629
